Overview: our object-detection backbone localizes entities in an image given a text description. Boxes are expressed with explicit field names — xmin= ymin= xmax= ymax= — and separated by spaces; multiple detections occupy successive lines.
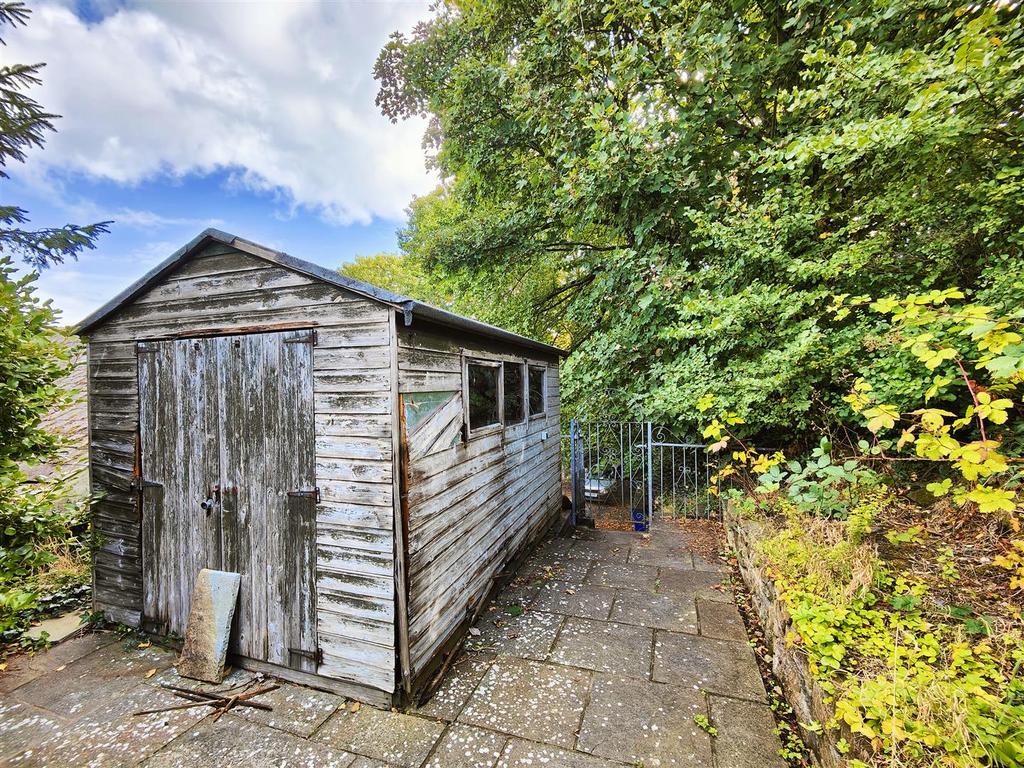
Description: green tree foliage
xmin=0 ymin=2 xmax=106 ymax=635
xmin=375 ymin=0 xmax=1024 ymax=443
xmin=340 ymin=203 xmax=569 ymax=344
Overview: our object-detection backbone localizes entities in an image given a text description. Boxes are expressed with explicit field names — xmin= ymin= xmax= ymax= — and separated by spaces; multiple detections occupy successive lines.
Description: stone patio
xmin=0 ymin=525 xmax=785 ymax=767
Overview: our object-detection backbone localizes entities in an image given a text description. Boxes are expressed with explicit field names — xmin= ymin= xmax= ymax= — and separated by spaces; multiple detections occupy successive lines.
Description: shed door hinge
xmin=136 ymin=341 xmax=159 ymax=354
xmin=288 ymin=646 xmax=323 ymax=665
xmin=284 ymin=329 xmax=317 ymax=345
xmin=287 ymin=487 xmax=320 ymax=503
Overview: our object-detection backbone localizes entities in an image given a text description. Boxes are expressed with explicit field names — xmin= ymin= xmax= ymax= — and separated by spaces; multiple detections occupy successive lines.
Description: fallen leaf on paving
xmin=138 ymin=641 xmax=151 ymax=649
xmin=468 ymin=627 xmax=481 ymax=636
xmin=144 ymin=668 xmax=157 ymax=679
xmin=349 ymin=701 xmax=361 ymax=712
xmin=55 ymin=664 xmax=66 ymax=672
xmin=0 ymin=662 xmax=7 ymax=671
xmin=565 ymin=588 xmax=576 ymax=594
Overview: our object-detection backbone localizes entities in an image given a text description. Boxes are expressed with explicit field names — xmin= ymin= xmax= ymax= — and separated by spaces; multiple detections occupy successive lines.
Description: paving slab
xmin=577 ymin=674 xmax=712 ymax=767
xmin=148 ymin=664 xmax=258 ymax=695
xmin=12 ymin=641 xmax=177 ymax=720
xmin=491 ymin=577 xmax=542 ymax=609
xmin=0 ymin=700 xmax=66 ymax=762
xmin=415 ymin=652 xmax=493 ymax=722
xmin=459 ymin=657 xmax=590 ymax=749
xmin=566 ymin=538 xmax=629 ymax=563
xmin=627 ymin=540 xmax=694 ymax=569
xmin=585 ymin=562 xmax=659 ymax=591
xmin=424 ymin=723 xmax=507 ymax=768
xmin=697 ymin=598 xmax=747 ymax=642
xmin=497 ymin=738 xmax=619 ymax=768
xmin=314 ymin=703 xmax=444 ymax=768
xmin=549 ymin=617 xmax=653 ymax=679
xmin=144 ymin=712 xmax=357 ymax=768
xmin=656 ymin=567 xmax=733 ymax=602
xmin=7 ymin=682 xmax=209 ymax=767
xmin=530 ymin=581 xmax=615 ymax=620
xmin=609 ymin=590 xmax=698 ymax=633
xmin=653 ymin=631 xmax=765 ymax=702
xmin=709 ymin=696 xmax=787 ymax=768
xmin=234 ymin=681 xmax=343 ymax=737
xmin=23 ymin=611 xmax=86 ymax=643
xmin=690 ymin=553 xmax=730 ymax=573
xmin=517 ymin=557 xmax=591 ymax=588
xmin=467 ymin=609 xmax=563 ymax=661
xmin=0 ymin=631 xmax=116 ymax=695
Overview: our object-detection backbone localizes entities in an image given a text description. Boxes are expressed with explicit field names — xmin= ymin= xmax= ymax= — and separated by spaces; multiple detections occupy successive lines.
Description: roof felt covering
xmin=75 ymin=229 xmax=566 ymax=358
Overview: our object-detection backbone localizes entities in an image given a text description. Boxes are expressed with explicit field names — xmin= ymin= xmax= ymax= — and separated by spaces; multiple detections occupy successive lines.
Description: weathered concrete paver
xmin=652 ymin=630 xmax=766 ymax=701
xmin=609 ymin=590 xmax=699 ymax=632
xmin=0 ymin=523 xmax=785 ymax=768
xmin=497 ymin=738 xmax=619 ymax=768
xmin=458 ymin=657 xmax=590 ymax=749
xmin=577 ymin=675 xmax=711 ymax=766
xmin=470 ymin=609 xmax=564 ymax=661
xmin=530 ymin=581 xmax=615 ymax=620
xmin=424 ymin=723 xmax=507 ymax=768
xmin=144 ymin=713 xmax=357 ymax=768
xmin=656 ymin=567 xmax=733 ymax=602
xmin=414 ymin=653 xmax=493 ymax=722
xmin=548 ymin=617 xmax=653 ymax=679
xmin=234 ymin=681 xmax=343 ymax=736
xmin=314 ymin=705 xmax=445 ymax=768
xmin=697 ymin=597 xmax=748 ymax=642
xmin=709 ymin=696 xmax=789 ymax=768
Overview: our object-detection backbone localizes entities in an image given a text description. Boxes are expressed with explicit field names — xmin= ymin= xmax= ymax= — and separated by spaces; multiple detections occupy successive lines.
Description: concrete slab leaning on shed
xmin=75 ymin=228 xmax=567 ymax=707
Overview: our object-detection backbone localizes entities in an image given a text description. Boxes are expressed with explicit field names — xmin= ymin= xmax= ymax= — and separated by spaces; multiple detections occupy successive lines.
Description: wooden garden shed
xmin=76 ymin=229 xmax=565 ymax=706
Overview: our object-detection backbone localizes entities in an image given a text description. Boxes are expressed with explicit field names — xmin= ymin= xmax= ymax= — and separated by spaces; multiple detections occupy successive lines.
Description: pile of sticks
xmin=134 ymin=682 xmax=278 ymax=722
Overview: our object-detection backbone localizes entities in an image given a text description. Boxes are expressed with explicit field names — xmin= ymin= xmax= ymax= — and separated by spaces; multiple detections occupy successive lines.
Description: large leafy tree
xmin=375 ymin=0 xmax=1024 ymax=445
xmin=1 ymin=1 xmax=107 ymax=623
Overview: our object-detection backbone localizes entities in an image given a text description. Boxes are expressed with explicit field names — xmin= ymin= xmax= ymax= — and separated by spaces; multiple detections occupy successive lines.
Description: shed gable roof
xmin=75 ymin=229 xmax=566 ymax=357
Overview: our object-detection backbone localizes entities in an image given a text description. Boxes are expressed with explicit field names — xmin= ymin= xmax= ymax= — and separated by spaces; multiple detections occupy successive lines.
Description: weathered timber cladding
xmin=397 ymin=325 xmax=563 ymax=678
xmin=86 ymin=242 xmax=396 ymax=695
xmin=83 ymin=229 xmax=565 ymax=705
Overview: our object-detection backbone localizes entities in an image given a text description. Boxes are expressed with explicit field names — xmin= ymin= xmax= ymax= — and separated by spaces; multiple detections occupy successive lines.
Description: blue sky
xmin=7 ymin=0 xmax=435 ymax=325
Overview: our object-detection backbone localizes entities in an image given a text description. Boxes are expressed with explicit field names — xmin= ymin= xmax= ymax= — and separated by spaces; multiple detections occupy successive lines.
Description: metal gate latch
xmin=288 ymin=646 xmax=323 ymax=664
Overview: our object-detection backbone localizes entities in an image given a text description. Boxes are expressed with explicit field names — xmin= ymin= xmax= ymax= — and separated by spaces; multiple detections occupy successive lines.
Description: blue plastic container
xmin=631 ymin=509 xmax=648 ymax=532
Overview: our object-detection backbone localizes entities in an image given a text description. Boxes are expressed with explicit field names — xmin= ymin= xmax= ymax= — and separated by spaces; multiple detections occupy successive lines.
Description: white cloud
xmin=6 ymin=0 xmax=435 ymax=225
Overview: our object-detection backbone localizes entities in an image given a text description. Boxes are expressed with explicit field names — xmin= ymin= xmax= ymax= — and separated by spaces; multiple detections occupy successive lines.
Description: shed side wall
xmin=86 ymin=241 xmax=396 ymax=695
xmin=397 ymin=325 xmax=562 ymax=678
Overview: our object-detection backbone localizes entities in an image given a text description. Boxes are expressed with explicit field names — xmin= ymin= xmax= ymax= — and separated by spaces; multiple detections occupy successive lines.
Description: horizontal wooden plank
xmin=315 ymin=414 xmax=391 ymax=439
xmin=314 ymin=346 xmax=391 ymax=371
xmin=316 ymin=503 xmax=392 ymax=530
xmin=317 ymin=544 xmax=392 ymax=578
xmin=315 ymin=436 xmax=393 ymax=462
xmin=315 ymin=370 xmax=391 ymax=394
xmin=316 ymin=524 xmax=393 ymax=554
xmin=315 ymin=393 xmax=390 ymax=416
xmin=316 ymin=458 xmax=392 ymax=484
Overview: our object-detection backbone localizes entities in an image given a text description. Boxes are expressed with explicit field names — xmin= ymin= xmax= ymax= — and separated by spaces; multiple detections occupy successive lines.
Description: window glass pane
xmin=503 ymin=363 xmax=524 ymax=424
xmin=528 ymin=367 xmax=545 ymax=415
xmin=468 ymin=363 xmax=499 ymax=430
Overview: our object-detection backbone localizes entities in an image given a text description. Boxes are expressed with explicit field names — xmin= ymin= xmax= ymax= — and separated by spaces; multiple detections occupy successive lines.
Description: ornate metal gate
xmin=565 ymin=420 xmax=722 ymax=528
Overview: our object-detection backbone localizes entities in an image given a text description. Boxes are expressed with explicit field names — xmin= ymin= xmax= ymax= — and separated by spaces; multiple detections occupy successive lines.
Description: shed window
xmin=528 ymin=366 xmax=546 ymax=416
xmin=467 ymin=362 xmax=500 ymax=431
xmin=503 ymin=362 xmax=525 ymax=424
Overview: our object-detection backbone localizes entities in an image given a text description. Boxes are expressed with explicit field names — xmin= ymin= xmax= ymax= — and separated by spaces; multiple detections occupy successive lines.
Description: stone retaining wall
xmin=725 ymin=506 xmax=865 ymax=768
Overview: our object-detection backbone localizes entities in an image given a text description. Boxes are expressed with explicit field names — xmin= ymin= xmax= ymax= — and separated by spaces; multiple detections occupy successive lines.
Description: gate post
xmin=570 ymin=419 xmax=584 ymax=526
xmin=646 ymin=421 xmax=654 ymax=529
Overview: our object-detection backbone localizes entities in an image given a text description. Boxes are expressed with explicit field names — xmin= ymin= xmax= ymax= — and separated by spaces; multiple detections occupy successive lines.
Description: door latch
xmin=287 ymin=487 xmax=320 ymax=503
xmin=200 ymin=484 xmax=221 ymax=514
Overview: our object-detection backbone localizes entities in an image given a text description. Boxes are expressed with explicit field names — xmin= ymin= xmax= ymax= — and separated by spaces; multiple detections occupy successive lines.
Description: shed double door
xmin=138 ymin=329 xmax=318 ymax=672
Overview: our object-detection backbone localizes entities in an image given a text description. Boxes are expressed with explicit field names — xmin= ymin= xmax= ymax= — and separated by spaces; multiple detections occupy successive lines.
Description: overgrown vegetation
xmin=375 ymin=0 xmax=1023 ymax=441
xmin=0 ymin=1 xmax=106 ymax=645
